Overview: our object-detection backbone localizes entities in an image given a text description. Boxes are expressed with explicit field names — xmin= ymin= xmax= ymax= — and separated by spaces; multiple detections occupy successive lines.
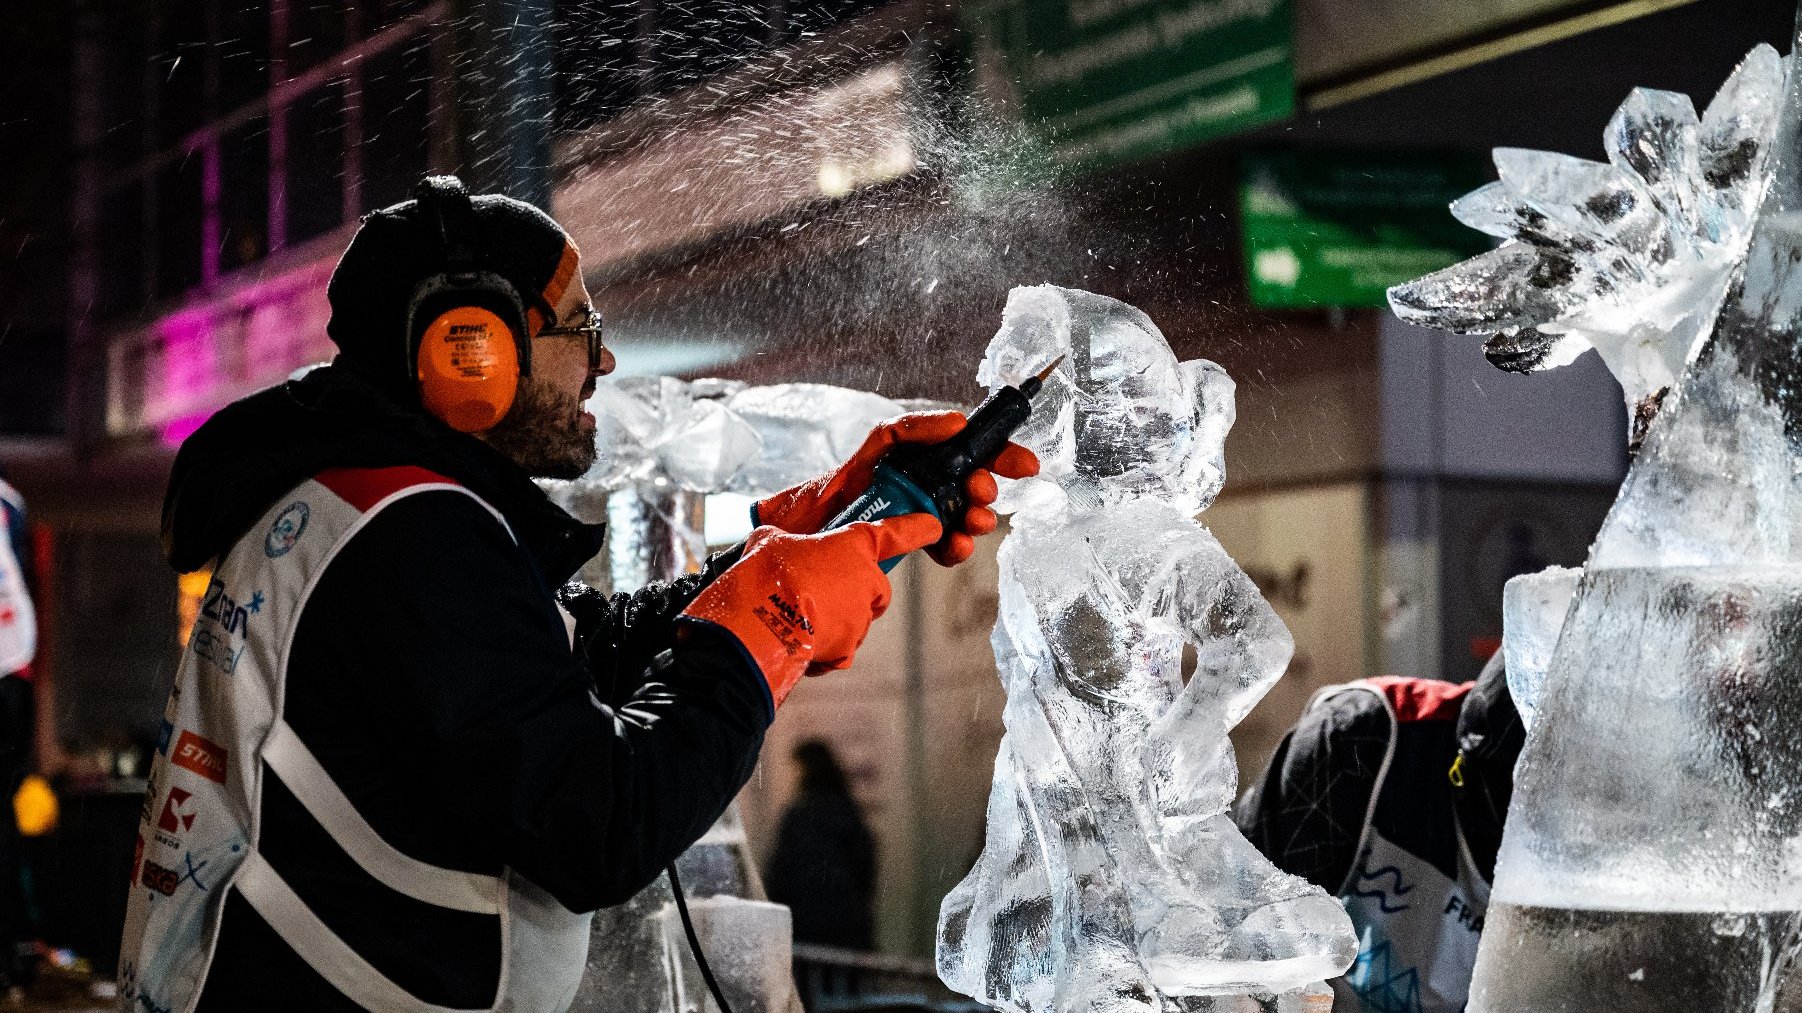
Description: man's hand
xmin=678 ymin=514 xmax=943 ymax=709
xmin=753 ymin=411 xmax=1039 ymax=566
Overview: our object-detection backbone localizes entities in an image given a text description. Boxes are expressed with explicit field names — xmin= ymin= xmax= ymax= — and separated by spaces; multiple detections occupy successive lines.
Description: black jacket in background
xmin=1234 ymin=656 xmax=1522 ymax=894
xmin=766 ymin=788 xmax=877 ymax=949
xmin=159 ymin=365 xmax=768 ymax=1011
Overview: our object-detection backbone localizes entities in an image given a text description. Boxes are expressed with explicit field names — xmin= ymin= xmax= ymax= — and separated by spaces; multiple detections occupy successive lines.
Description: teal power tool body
xmin=825 ymin=358 xmax=1063 ymax=571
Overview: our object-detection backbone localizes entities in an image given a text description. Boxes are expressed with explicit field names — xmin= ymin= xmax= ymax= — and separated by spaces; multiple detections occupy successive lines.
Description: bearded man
xmin=121 ymin=177 xmax=1032 ymax=1013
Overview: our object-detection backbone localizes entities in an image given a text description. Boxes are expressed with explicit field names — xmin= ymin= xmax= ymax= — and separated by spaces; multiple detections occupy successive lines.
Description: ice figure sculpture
xmin=548 ymin=375 xmax=907 ymax=1013
xmin=937 ymin=286 xmax=1355 ymax=1012
xmin=1386 ymin=29 xmax=1802 ymax=1012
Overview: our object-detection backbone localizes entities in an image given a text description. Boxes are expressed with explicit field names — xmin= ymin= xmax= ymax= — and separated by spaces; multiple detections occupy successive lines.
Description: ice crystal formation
xmin=937 ymin=286 xmax=1354 ymax=1012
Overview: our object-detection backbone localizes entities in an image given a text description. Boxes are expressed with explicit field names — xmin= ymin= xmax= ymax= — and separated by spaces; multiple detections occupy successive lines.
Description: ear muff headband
xmin=406 ymin=175 xmax=532 ymax=433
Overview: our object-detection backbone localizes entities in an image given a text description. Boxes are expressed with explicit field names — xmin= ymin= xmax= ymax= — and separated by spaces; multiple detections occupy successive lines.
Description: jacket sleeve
xmin=1233 ymin=687 xmax=1392 ymax=895
xmin=1 ymin=488 xmax=30 ymax=598
xmin=345 ymin=495 xmax=768 ymax=913
xmin=556 ymin=542 xmax=744 ymax=709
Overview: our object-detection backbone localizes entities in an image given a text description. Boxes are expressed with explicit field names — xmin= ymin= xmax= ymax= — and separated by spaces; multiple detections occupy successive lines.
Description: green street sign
xmin=966 ymin=0 xmax=1295 ymax=170
xmin=1241 ymin=151 xmax=1493 ymax=309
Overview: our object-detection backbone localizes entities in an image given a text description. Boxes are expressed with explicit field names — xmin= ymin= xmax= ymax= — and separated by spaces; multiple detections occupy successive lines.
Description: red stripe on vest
xmin=1363 ymin=675 xmax=1472 ymax=723
xmin=315 ymin=466 xmax=457 ymax=512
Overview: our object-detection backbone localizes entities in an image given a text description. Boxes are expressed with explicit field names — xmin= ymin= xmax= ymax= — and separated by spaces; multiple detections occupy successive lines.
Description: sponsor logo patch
xmin=192 ymin=580 xmax=264 ymax=675
xmin=171 ymin=731 xmax=227 ymax=784
xmin=140 ymin=859 xmax=179 ymax=897
xmin=264 ymin=501 xmax=310 ymax=558
xmin=156 ymin=787 xmax=196 ymax=836
xmin=138 ymin=851 xmax=210 ymax=898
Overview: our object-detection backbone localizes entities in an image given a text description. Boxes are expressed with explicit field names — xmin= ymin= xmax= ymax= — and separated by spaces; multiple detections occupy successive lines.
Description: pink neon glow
xmin=158 ymin=309 xmax=218 ymax=408
xmin=159 ymin=411 xmax=215 ymax=448
xmin=143 ymin=258 xmax=338 ymax=438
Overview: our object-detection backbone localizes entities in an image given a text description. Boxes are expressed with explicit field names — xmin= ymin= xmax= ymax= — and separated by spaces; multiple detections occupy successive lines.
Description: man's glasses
xmin=538 ymin=305 xmax=607 ymax=374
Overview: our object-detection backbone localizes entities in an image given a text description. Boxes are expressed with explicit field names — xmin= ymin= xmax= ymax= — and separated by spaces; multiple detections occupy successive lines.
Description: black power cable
xmin=667 ymin=863 xmax=736 ymax=1013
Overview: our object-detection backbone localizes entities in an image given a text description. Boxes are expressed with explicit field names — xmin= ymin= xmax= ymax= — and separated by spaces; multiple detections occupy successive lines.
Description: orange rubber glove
xmin=753 ymin=411 xmax=1040 ymax=566
xmin=679 ymin=513 xmax=944 ymax=710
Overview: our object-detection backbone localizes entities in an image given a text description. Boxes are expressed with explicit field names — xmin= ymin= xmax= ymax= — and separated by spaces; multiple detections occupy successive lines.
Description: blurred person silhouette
xmin=767 ymin=740 xmax=876 ymax=949
xmin=1236 ymin=652 xmax=1523 ymax=1013
xmin=0 ymin=470 xmax=37 ymax=999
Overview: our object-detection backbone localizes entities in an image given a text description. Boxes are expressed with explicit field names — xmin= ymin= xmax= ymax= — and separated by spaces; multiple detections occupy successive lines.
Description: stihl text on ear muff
xmin=406 ymin=175 xmax=532 ymax=433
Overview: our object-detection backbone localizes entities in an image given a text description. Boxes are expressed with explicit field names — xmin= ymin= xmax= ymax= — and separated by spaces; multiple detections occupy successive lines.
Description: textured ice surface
xmin=1387 ymin=22 xmax=1802 ymax=1013
xmin=1499 ymin=566 xmax=1579 ymax=732
xmin=1388 ymin=44 xmax=1785 ymax=413
xmin=577 ymin=376 xmax=905 ymax=498
xmin=663 ymin=897 xmax=797 ymax=1013
xmin=1492 ymin=566 xmax=1802 ymax=911
xmin=938 ymin=287 xmax=1354 ymax=1012
xmin=555 ymin=379 xmax=891 ymax=1013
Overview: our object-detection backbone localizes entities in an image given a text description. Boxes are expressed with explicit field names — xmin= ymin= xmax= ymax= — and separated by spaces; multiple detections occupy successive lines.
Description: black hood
xmin=161 ymin=362 xmax=604 ymax=581
xmin=1452 ymin=649 xmax=1524 ymax=883
xmin=1456 ymin=649 xmax=1524 ymax=763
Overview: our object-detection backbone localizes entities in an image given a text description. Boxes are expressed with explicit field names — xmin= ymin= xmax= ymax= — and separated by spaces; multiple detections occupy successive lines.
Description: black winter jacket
xmin=157 ymin=365 xmax=768 ymax=1012
xmin=1234 ymin=655 xmax=1523 ymax=894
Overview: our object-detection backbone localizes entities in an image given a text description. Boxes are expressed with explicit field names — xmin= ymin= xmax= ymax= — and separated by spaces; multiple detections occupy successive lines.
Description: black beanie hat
xmin=325 ymin=189 xmax=578 ymax=400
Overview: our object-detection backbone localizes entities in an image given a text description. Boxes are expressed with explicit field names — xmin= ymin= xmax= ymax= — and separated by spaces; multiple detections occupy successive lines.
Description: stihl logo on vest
xmin=158 ymin=787 xmax=197 ymax=835
xmin=171 ymin=731 xmax=227 ymax=784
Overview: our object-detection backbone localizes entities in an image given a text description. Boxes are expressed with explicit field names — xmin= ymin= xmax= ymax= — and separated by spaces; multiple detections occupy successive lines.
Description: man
xmin=120 ymin=176 xmax=1034 ymax=1013
xmin=0 ymin=470 xmax=34 ymax=1001
xmin=765 ymin=740 xmax=875 ymax=949
xmin=1235 ymin=653 xmax=1523 ymax=1013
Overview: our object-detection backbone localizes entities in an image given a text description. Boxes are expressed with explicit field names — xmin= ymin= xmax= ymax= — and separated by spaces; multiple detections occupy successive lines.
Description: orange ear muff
xmin=416 ymin=305 xmax=520 ymax=433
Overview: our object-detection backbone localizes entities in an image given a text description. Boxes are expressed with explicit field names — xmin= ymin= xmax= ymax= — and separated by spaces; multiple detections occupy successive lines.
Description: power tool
xmin=825 ymin=356 xmax=1063 ymax=571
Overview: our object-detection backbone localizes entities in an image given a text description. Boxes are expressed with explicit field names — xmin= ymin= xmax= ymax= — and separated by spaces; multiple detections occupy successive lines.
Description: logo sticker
xmin=192 ymin=580 xmax=264 ymax=675
xmin=140 ymin=859 xmax=179 ymax=897
xmin=171 ymin=731 xmax=227 ymax=784
xmin=264 ymin=501 xmax=310 ymax=558
xmin=157 ymin=787 xmax=196 ymax=835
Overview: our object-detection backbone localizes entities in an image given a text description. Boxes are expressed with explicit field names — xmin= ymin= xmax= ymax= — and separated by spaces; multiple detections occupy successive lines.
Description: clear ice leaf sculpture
xmin=1392 ymin=18 xmax=1802 ymax=1011
xmin=937 ymin=286 xmax=1356 ymax=1012
xmin=1387 ymin=43 xmax=1785 ymax=419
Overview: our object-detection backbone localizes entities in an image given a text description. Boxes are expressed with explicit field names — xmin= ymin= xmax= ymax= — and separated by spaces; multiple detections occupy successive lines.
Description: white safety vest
xmin=0 ymin=478 xmax=35 ymax=675
xmin=119 ymin=466 xmax=592 ymax=1013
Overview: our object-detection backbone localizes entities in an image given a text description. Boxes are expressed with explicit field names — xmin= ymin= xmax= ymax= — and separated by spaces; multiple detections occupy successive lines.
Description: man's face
xmin=480 ymin=266 xmax=616 ymax=479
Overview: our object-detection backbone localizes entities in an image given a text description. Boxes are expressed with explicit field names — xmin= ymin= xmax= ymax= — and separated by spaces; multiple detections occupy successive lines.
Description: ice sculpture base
xmin=1151 ymin=957 xmax=1343 ymax=997
xmin=1168 ymin=983 xmax=1333 ymax=1012
xmin=1469 ymin=903 xmax=1802 ymax=1012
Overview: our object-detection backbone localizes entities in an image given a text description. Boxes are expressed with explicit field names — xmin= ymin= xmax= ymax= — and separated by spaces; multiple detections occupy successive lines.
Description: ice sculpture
xmin=1385 ymin=29 xmax=1802 ymax=1012
xmin=549 ymin=376 xmax=907 ymax=1013
xmin=937 ymin=286 xmax=1355 ymax=1012
xmin=1389 ymin=42 xmax=1784 ymax=439
xmin=1498 ymin=566 xmax=1579 ymax=732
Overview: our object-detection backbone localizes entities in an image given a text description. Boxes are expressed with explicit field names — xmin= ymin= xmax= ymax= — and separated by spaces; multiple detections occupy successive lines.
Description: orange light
xmin=177 ymin=569 xmax=212 ymax=648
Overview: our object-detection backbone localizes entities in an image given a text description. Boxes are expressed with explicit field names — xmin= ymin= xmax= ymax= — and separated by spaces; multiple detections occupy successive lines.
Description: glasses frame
xmin=537 ymin=305 xmax=607 ymax=374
